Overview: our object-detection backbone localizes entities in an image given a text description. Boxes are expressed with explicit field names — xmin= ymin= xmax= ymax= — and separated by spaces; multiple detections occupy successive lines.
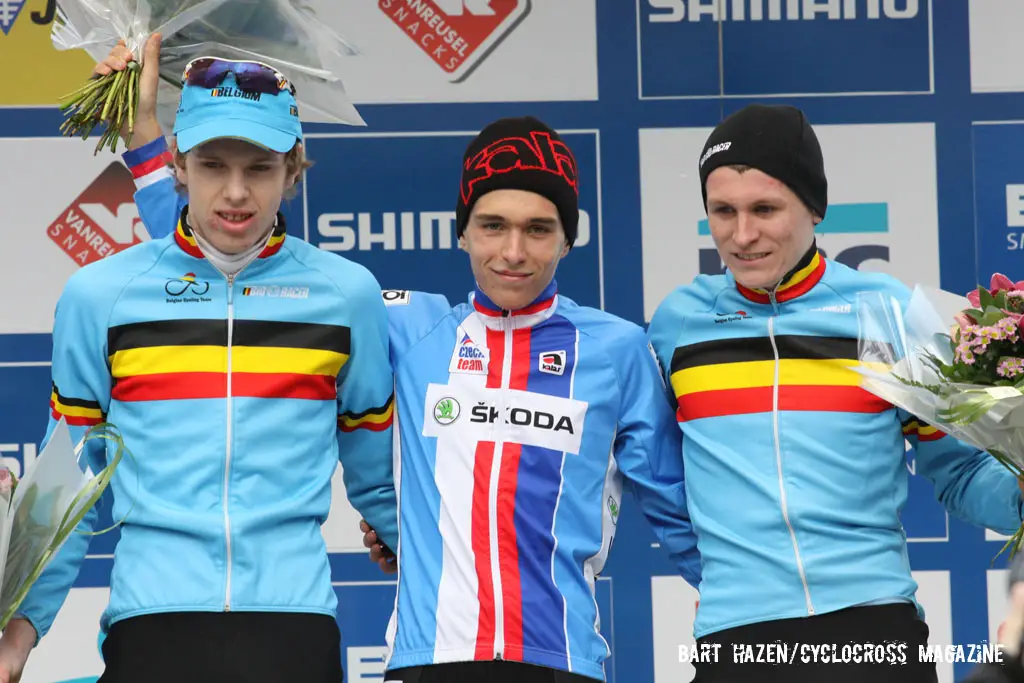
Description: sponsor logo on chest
xmin=423 ymin=383 xmax=589 ymax=455
xmin=449 ymin=331 xmax=490 ymax=375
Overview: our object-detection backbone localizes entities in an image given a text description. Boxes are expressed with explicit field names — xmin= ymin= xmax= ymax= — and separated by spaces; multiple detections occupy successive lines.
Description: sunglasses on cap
xmin=181 ymin=57 xmax=297 ymax=96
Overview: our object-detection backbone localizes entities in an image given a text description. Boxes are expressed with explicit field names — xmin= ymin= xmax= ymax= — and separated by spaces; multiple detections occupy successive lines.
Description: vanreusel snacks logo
xmin=379 ymin=0 xmax=531 ymax=81
xmin=47 ymin=162 xmax=146 ymax=267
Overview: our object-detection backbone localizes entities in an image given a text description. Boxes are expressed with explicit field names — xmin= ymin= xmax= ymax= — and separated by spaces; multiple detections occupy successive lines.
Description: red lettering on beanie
xmin=460 ymin=132 xmax=579 ymax=205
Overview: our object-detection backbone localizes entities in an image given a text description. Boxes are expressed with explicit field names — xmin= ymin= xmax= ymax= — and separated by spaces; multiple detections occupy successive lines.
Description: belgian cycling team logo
xmin=46 ymin=162 xmax=146 ymax=267
xmin=433 ymin=397 xmax=461 ymax=425
xmin=165 ymin=273 xmax=212 ymax=304
xmin=379 ymin=0 xmax=531 ymax=82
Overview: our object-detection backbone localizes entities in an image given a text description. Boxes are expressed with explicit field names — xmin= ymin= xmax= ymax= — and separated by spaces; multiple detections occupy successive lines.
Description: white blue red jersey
xmin=382 ymin=284 xmax=700 ymax=681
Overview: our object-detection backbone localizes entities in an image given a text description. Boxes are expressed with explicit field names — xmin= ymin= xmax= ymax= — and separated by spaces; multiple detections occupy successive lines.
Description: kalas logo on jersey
xmin=46 ymin=162 xmax=148 ymax=267
xmin=697 ymin=202 xmax=891 ymax=275
xmin=379 ymin=0 xmax=531 ymax=82
xmin=539 ymin=350 xmax=566 ymax=376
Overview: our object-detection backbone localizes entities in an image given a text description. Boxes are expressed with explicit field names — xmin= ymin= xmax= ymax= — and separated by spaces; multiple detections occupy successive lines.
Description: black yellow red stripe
xmin=50 ymin=383 xmax=104 ymax=426
xmin=108 ymin=319 xmax=350 ymax=402
xmin=670 ymin=334 xmax=893 ymax=421
xmin=173 ymin=210 xmax=287 ymax=260
xmin=174 ymin=220 xmax=204 ymax=259
xmin=736 ymin=249 xmax=825 ymax=304
xmin=339 ymin=393 xmax=394 ymax=433
xmin=902 ymin=419 xmax=945 ymax=442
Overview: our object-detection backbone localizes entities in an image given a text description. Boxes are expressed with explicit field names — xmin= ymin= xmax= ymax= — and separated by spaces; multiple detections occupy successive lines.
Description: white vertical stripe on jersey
xmin=550 ymin=327 xmax=580 ymax=669
xmin=432 ymin=313 xmax=491 ymax=659
xmin=584 ymin=436 xmax=623 ymax=658
xmin=384 ymin=379 xmax=401 ymax=665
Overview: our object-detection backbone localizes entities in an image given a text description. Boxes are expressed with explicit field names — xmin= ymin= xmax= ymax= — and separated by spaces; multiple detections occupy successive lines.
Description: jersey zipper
xmin=490 ymin=317 xmax=513 ymax=661
xmin=767 ymin=290 xmax=814 ymax=616
xmin=223 ymin=273 xmax=236 ymax=611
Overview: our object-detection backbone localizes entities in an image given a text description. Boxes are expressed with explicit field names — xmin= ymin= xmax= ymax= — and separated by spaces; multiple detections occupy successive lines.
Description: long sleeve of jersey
xmin=332 ymin=273 xmax=399 ymax=552
xmin=122 ymin=137 xmax=181 ymax=240
xmin=903 ymin=414 xmax=1024 ymax=536
xmin=612 ymin=327 xmax=702 ymax=588
xmin=15 ymin=271 xmax=114 ymax=643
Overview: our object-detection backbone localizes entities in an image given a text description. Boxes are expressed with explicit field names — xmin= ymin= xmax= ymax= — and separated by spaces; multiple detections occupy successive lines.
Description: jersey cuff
xmin=122 ymin=137 xmax=173 ymax=189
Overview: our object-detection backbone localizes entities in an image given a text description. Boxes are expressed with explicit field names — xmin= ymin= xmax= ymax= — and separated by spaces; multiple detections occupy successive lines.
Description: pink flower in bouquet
xmin=953 ymin=312 xmax=975 ymax=330
xmin=998 ymin=357 xmax=1024 ymax=379
xmin=967 ymin=273 xmax=1024 ymax=308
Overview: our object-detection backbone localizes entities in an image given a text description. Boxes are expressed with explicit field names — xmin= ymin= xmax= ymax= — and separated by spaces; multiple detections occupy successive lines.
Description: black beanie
xmin=456 ymin=116 xmax=580 ymax=246
xmin=698 ymin=104 xmax=827 ymax=219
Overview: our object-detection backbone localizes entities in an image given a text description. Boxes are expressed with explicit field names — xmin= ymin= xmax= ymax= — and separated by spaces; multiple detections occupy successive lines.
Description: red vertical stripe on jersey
xmin=498 ymin=441 xmax=524 ymax=660
xmin=473 ymin=328 xmax=506 ymax=658
xmin=472 ymin=440 xmax=496 ymax=660
xmin=497 ymin=328 xmax=530 ymax=659
xmin=509 ymin=328 xmax=532 ymax=390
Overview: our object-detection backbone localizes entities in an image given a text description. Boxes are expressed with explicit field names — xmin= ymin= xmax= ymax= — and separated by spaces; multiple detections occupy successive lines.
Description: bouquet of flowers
xmin=50 ymin=0 xmax=364 ymax=153
xmin=855 ymin=274 xmax=1024 ymax=558
xmin=0 ymin=418 xmax=128 ymax=629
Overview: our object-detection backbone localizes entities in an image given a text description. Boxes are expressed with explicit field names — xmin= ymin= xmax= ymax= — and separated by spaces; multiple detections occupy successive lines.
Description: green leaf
xmin=964 ymin=308 xmax=985 ymax=321
xmin=980 ymin=306 xmax=1008 ymax=327
xmin=980 ymin=287 xmax=995 ymax=310
xmin=995 ymin=290 xmax=1009 ymax=310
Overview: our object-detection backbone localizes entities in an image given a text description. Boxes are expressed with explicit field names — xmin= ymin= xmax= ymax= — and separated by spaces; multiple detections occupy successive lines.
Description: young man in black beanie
xmin=354 ymin=116 xmax=703 ymax=683
xmin=647 ymin=103 xmax=1024 ymax=683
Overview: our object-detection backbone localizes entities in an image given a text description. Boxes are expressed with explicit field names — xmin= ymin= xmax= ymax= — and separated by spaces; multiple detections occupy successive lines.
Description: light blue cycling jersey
xmin=17 ymin=139 xmax=398 ymax=643
xmin=647 ymin=246 xmax=1024 ymax=639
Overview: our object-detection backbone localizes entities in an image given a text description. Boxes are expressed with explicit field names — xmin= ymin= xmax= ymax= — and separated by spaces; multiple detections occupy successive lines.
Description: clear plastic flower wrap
xmin=855 ymin=275 xmax=1024 ymax=557
xmin=51 ymin=0 xmax=364 ymax=153
xmin=0 ymin=419 xmax=131 ymax=629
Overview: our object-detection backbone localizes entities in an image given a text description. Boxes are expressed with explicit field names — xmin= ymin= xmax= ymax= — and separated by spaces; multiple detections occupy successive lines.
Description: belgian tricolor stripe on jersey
xmin=736 ymin=250 xmax=826 ymax=305
xmin=174 ymin=214 xmax=286 ymax=260
xmin=338 ymin=394 xmax=395 ymax=433
xmin=902 ymin=418 xmax=945 ymax=442
xmin=50 ymin=383 xmax=104 ymax=426
xmin=107 ymin=319 xmax=350 ymax=402
xmin=670 ymin=334 xmax=893 ymax=421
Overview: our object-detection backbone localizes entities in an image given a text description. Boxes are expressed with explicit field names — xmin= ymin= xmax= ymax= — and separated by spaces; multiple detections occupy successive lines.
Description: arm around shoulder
xmin=122 ymin=136 xmax=182 ymax=240
xmin=334 ymin=268 xmax=399 ymax=551
xmin=610 ymin=324 xmax=701 ymax=587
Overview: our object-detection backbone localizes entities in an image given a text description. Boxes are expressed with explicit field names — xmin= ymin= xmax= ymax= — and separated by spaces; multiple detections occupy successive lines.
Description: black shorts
xmin=691 ymin=602 xmax=938 ymax=683
xmin=97 ymin=611 xmax=343 ymax=683
xmin=385 ymin=659 xmax=599 ymax=683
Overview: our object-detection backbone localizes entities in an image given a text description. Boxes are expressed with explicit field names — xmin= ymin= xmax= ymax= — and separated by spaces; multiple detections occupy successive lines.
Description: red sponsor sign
xmin=47 ymin=163 xmax=144 ymax=267
xmin=380 ymin=0 xmax=531 ymax=81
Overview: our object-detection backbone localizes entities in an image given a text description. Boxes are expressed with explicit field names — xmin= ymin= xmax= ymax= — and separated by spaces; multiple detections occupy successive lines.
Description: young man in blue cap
xmin=0 ymin=37 xmax=398 ymax=683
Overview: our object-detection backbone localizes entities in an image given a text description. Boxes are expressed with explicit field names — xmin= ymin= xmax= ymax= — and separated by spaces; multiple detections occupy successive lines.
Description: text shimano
xmin=648 ymin=0 xmax=920 ymax=23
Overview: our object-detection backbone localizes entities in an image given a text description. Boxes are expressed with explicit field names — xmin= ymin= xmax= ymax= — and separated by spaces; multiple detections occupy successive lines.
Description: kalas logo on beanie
xmin=456 ymin=116 xmax=580 ymax=247
xmin=698 ymin=104 xmax=828 ymax=220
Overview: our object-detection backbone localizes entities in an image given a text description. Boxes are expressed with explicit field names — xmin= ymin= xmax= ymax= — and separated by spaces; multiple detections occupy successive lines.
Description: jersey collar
xmin=173 ymin=206 xmax=287 ymax=260
xmin=471 ymin=280 xmax=558 ymax=330
xmin=735 ymin=242 xmax=825 ymax=305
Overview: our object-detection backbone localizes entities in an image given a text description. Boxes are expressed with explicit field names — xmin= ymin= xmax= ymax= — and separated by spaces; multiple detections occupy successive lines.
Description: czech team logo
xmin=46 ymin=162 xmax=147 ymax=267
xmin=379 ymin=0 xmax=531 ymax=81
